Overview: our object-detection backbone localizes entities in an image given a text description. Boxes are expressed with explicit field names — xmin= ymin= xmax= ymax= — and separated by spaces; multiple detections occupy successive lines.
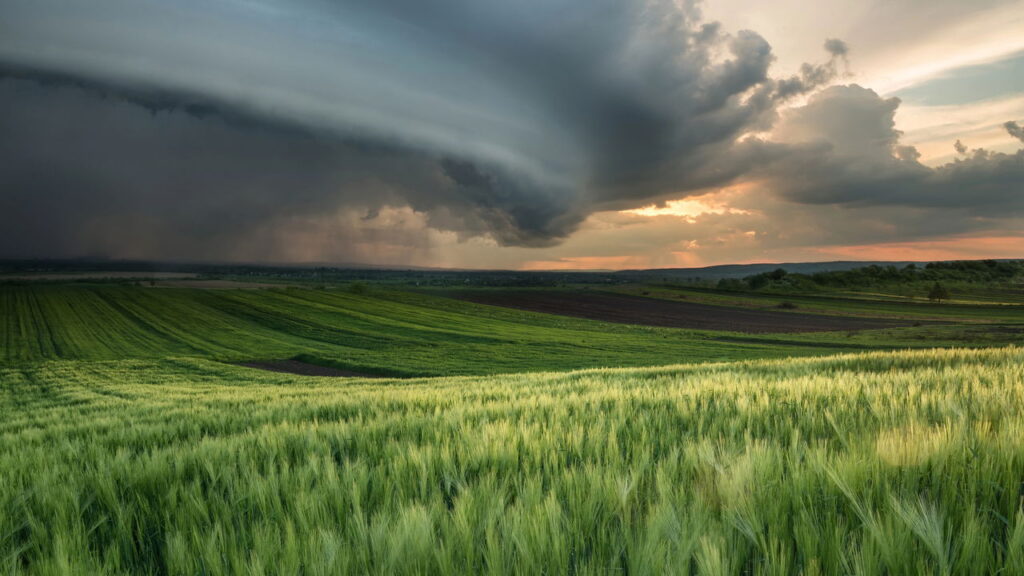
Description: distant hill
xmin=618 ymin=261 xmax=922 ymax=280
xmin=4 ymin=258 xmax=1020 ymax=287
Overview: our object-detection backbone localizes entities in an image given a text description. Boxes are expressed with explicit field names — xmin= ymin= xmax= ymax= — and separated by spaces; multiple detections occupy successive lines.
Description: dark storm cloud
xmin=0 ymin=76 xmax=584 ymax=259
xmin=0 ymin=62 xmax=301 ymax=132
xmin=0 ymin=0 xmax=806 ymax=257
xmin=0 ymin=0 xmax=1021 ymax=261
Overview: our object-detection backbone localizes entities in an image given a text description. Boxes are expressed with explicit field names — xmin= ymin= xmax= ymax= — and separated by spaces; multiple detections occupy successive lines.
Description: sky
xmin=0 ymin=0 xmax=1022 ymax=270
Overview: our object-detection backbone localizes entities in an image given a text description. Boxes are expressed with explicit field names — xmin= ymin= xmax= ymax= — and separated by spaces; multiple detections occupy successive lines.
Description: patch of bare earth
xmin=447 ymin=290 xmax=917 ymax=334
xmin=236 ymin=360 xmax=386 ymax=378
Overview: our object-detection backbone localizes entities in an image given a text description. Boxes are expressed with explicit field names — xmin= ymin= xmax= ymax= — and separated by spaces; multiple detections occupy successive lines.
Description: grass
xmin=3 ymin=347 xmax=1024 ymax=574
xmin=3 ymin=284 xmax=1020 ymax=375
xmin=3 ymin=282 xmax=1024 ymax=573
xmin=0 ymin=284 xmax=801 ymax=371
xmin=0 ymin=285 xmax=877 ymax=373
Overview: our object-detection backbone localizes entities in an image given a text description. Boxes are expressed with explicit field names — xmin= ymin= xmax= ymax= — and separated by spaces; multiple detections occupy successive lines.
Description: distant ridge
xmin=3 ymin=258 xmax=1020 ymax=281
xmin=618 ymin=261 xmax=925 ymax=280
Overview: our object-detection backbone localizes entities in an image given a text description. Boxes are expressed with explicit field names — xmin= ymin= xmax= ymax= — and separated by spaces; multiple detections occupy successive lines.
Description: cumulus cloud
xmin=824 ymin=38 xmax=850 ymax=58
xmin=757 ymin=85 xmax=1024 ymax=217
xmin=0 ymin=0 xmax=1020 ymax=263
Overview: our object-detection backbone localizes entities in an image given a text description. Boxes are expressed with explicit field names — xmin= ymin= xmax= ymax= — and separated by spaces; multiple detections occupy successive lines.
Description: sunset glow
xmin=623 ymin=191 xmax=753 ymax=221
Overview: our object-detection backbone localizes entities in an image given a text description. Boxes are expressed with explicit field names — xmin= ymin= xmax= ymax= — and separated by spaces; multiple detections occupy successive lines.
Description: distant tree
xmin=747 ymin=274 xmax=771 ymax=289
xmin=928 ymin=282 xmax=950 ymax=303
xmin=716 ymin=278 xmax=744 ymax=291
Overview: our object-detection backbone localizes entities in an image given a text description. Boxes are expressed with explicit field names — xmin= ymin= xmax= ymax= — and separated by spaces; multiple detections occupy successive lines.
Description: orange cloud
xmin=519 ymin=235 xmax=1024 ymax=272
xmin=621 ymin=187 xmax=756 ymax=220
xmin=520 ymin=251 xmax=706 ymax=271
xmin=520 ymin=255 xmax=654 ymax=271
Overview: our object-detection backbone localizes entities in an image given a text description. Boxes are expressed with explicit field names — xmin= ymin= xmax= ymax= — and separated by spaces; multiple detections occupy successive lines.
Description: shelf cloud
xmin=0 ymin=0 xmax=1021 ymax=262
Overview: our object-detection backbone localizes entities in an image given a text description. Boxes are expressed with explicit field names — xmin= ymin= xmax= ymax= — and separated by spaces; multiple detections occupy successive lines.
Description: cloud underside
xmin=0 ymin=0 xmax=1021 ymax=262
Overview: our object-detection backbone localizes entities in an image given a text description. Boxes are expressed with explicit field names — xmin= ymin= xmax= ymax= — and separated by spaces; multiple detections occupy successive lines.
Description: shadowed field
xmin=236 ymin=359 xmax=388 ymax=377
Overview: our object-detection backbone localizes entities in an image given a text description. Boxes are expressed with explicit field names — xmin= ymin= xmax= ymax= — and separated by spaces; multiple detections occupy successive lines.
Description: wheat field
xmin=4 ymin=347 xmax=1024 ymax=574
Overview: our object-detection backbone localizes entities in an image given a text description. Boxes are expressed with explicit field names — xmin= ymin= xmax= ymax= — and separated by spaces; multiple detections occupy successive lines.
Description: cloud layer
xmin=0 ymin=0 xmax=1021 ymax=263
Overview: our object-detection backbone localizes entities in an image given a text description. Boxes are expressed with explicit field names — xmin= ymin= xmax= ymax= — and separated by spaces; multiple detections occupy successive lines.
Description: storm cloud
xmin=0 ymin=0 xmax=1021 ymax=261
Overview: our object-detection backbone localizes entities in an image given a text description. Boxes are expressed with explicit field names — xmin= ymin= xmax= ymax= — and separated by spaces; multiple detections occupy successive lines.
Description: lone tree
xmin=928 ymin=282 xmax=950 ymax=303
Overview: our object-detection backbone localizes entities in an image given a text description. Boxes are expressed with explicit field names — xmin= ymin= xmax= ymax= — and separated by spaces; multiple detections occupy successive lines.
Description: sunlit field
xmin=4 ymin=346 xmax=1024 ymax=574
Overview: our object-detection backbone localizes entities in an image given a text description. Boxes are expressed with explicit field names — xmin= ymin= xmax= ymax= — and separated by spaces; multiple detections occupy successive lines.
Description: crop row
xmin=0 ymin=285 xmax=860 ymax=372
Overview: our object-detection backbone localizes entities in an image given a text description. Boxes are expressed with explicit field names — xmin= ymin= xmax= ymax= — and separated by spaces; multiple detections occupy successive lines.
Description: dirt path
xmin=236 ymin=360 xmax=387 ymax=378
xmin=447 ymin=290 xmax=919 ymax=333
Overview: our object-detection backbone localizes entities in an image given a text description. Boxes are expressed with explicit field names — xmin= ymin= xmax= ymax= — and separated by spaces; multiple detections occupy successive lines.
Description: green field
xmin=3 ymin=281 xmax=1024 ymax=574
xmin=5 ymin=348 xmax=1024 ymax=574
xmin=1 ymin=284 xmax=780 ymax=371
xmin=4 ymin=284 xmax=1022 ymax=373
xmin=0 ymin=285 xmax=898 ymax=373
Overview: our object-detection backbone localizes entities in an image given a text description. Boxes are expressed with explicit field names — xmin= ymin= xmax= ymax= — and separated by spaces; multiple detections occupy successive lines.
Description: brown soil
xmin=236 ymin=360 xmax=387 ymax=378
xmin=447 ymin=290 xmax=916 ymax=334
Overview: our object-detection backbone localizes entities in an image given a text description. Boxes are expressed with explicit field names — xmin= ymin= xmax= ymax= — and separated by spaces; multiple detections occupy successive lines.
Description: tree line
xmin=716 ymin=260 xmax=1023 ymax=296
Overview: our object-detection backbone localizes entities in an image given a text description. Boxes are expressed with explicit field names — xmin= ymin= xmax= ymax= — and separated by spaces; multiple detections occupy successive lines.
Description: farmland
xmin=2 ymin=276 xmax=1024 ymax=574
xmin=4 ymin=348 xmax=1024 ymax=573
xmin=444 ymin=289 xmax=915 ymax=333
xmin=0 ymin=282 xmax=929 ymax=373
xmin=0 ymin=284 xmax=870 ymax=373
xmin=4 ymin=283 xmax=1022 ymax=373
